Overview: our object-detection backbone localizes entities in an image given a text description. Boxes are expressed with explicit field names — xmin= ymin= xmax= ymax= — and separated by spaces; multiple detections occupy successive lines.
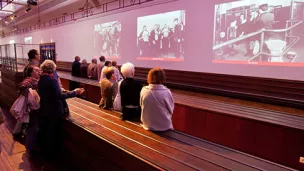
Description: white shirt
xmin=99 ymin=66 xmax=108 ymax=83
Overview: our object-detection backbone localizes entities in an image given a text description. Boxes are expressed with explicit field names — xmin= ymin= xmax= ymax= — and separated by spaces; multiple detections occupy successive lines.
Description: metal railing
xmin=0 ymin=43 xmax=40 ymax=73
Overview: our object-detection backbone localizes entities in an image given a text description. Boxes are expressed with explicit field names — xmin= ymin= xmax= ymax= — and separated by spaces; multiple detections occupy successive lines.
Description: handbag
xmin=113 ymin=81 xmax=122 ymax=112
xmin=113 ymin=93 xmax=122 ymax=112
xmin=10 ymin=95 xmax=28 ymax=121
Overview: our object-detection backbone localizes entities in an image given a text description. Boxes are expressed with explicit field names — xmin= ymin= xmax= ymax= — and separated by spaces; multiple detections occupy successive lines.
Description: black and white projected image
xmin=137 ymin=10 xmax=185 ymax=60
xmin=213 ymin=0 xmax=304 ymax=65
xmin=94 ymin=21 xmax=121 ymax=58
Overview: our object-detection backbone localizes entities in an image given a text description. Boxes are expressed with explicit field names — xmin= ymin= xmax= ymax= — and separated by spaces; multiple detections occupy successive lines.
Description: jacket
xmin=140 ymin=84 xmax=174 ymax=131
xmin=99 ymin=78 xmax=118 ymax=109
xmin=38 ymin=74 xmax=76 ymax=118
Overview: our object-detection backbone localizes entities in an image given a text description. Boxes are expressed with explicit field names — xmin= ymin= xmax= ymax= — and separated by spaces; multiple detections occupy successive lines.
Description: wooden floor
xmin=0 ymin=108 xmax=77 ymax=171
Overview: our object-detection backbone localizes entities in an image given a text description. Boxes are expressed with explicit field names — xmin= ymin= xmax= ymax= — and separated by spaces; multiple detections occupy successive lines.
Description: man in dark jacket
xmin=70 ymin=56 xmax=81 ymax=90
xmin=71 ymin=56 xmax=81 ymax=77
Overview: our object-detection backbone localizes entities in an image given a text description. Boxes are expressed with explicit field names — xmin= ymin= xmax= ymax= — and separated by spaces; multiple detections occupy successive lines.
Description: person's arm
xmin=52 ymin=78 xmax=77 ymax=100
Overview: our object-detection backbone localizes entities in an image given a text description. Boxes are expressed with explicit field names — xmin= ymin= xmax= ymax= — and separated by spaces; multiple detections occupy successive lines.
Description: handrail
xmin=213 ymin=20 xmax=303 ymax=50
xmin=213 ymin=30 xmax=262 ymax=50
xmin=265 ymin=21 xmax=302 ymax=33
xmin=248 ymin=36 xmax=300 ymax=61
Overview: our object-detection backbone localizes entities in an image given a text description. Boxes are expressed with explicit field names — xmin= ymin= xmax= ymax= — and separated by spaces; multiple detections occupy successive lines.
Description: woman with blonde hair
xmin=140 ymin=67 xmax=174 ymax=131
xmin=38 ymin=60 xmax=84 ymax=160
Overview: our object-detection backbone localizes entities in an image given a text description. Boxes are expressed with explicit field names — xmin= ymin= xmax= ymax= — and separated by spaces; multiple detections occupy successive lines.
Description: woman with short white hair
xmin=38 ymin=59 xmax=84 ymax=160
xmin=119 ymin=62 xmax=142 ymax=120
xmin=113 ymin=62 xmax=133 ymax=111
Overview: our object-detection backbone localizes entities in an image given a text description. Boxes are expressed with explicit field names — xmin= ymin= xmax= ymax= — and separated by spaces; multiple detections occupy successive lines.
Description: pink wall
xmin=2 ymin=0 xmax=304 ymax=81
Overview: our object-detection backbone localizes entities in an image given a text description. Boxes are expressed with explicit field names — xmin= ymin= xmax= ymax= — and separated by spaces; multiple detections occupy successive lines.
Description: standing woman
xmin=38 ymin=60 xmax=84 ymax=160
xmin=140 ymin=67 xmax=174 ymax=131
xmin=18 ymin=65 xmax=41 ymax=155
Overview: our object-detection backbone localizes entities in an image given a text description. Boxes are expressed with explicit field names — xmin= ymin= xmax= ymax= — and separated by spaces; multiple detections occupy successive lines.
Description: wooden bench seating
xmin=65 ymin=98 xmax=296 ymax=171
xmin=58 ymin=71 xmax=304 ymax=170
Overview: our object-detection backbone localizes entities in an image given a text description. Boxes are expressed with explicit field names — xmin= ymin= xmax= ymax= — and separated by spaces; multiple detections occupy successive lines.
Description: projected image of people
xmin=94 ymin=21 xmax=121 ymax=58
xmin=137 ymin=10 xmax=185 ymax=61
xmin=213 ymin=0 xmax=304 ymax=64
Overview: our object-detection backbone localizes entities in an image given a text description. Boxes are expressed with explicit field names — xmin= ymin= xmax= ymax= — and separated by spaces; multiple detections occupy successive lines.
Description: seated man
xmin=87 ymin=58 xmax=98 ymax=79
xmin=99 ymin=67 xmax=118 ymax=110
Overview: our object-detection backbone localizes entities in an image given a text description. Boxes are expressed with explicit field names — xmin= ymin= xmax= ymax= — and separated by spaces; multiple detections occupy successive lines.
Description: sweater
xmin=140 ymin=84 xmax=174 ymax=131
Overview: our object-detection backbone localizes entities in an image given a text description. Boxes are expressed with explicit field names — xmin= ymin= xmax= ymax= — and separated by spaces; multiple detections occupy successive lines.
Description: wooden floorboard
xmin=0 ymin=107 xmax=82 ymax=171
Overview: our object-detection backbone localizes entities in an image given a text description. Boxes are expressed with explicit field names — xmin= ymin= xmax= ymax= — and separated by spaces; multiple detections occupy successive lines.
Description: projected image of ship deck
xmin=213 ymin=0 xmax=304 ymax=66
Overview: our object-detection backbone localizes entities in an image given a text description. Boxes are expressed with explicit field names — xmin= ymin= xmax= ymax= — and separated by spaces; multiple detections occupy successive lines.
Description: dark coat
xmin=38 ymin=74 xmax=76 ymax=118
xmin=72 ymin=60 xmax=81 ymax=77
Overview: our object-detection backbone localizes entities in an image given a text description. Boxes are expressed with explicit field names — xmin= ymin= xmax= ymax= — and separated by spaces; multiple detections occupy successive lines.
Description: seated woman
xmin=119 ymin=62 xmax=142 ymax=120
xmin=38 ymin=60 xmax=84 ymax=160
xmin=99 ymin=61 xmax=112 ymax=82
xmin=99 ymin=67 xmax=118 ymax=110
xmin=140 ymin=67 xmax=174 ymax=131
xmin=80 ymin=59 xmax=88 ymax=78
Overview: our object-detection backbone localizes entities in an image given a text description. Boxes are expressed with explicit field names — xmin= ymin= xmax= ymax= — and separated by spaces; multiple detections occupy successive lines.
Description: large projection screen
xmin=2 ymin=0 xmax=304 ymax=81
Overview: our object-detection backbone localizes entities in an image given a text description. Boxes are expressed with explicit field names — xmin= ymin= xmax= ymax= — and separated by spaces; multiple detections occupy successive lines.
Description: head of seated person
xmin=91 ymin=58 xmax=97 ymax=64
xmin=99 ymin=56 xmax=105 ymax=63
xmin=104 ymin=61 xmax=112 ymax=67
xmin=147 ymin=67 xmax=165 ymax=85
xmin=105 ymin=67 xmax=116 ymax=80
xmin=81 ymin=59 xmax=87 ymax=66
xmin=111 ymin=60 xmax=117 ymax=67
xmin=121 ymin=62 xmax=135 ymax=78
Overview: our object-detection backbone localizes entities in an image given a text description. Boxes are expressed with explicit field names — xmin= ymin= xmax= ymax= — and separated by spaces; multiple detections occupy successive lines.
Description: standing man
xmin=70 ymin=56 xmax=81 ymax=90
xmin=23 ymin=49 xmax=40 ymax=78
xmin=71 ymin=56 xmax=81 ymax=77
